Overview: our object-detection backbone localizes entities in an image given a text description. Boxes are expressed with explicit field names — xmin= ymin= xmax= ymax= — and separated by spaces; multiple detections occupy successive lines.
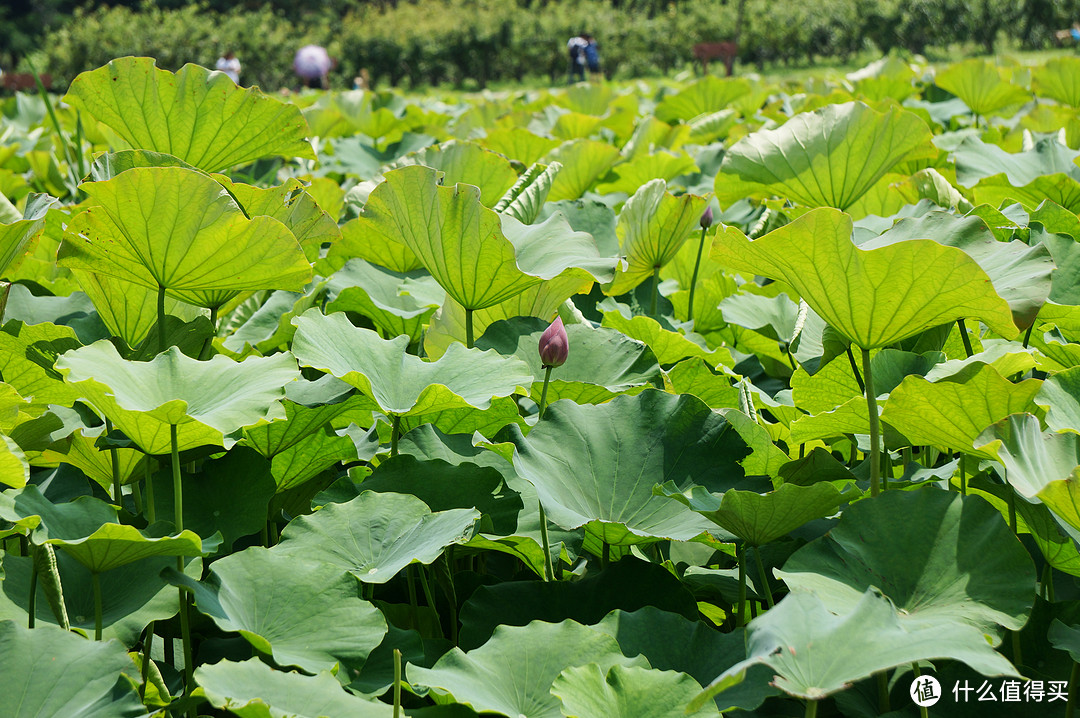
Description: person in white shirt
xmin=215 ymin=52 xmax=241 ymax=84
xmin=567 ymin=35 xmax=587 ymax=84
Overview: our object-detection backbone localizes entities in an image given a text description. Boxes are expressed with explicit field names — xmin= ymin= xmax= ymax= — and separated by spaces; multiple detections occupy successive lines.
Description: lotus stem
xmin=170 ymin=424 xmax=195 ymax=709
xmin=144 ymin=455 xmax=156 ymax=524
xmin=959 ymin=454 xmax=967 ymax=495
xmin=902 ymin=447 xmax=913 ymax=474
xmin=464 ymin=308 xmax=474 ymax=349
xmin=92 ymin=572 xmax=102 ymax=640
xmin=27 ymin=559 xmax=37 ymax=628
xmin=752 ymin=546 xmax=774 ymax=609
xmin=416 ymin=567 xmax=444 ymax=639
xmin=106 ymin=418 xmax=122 ymax=507
xmin=197 ymin=306 xmax=219 ymax=361
xmin=538 ymin=366 xmax=553 ymax=419
xmin=1023 ymin=324 xmax=1034 ymax=349
xmin=171 ymin=426 xmax=183 ymax=531
xmin=650 ymin=265 xmax=661 ymax=318
xmin=131 ymin=479 xmax=142 ymax=516
xmin=1067 ymin=661 xmax=1079 ymax=718
xmin=393 ymin=648 xmax=403 ymax=718
xmin=736 ymin=542 xmax=747 ymax=627
xmin=1008 ymin=487 xmax=1018 ymax=534
xmin=804 ymin=699 xmax=818 ymax=718
xmin=601 ymin=542 xmax=610 ymax=569
xmin=862 ymin=348 xmax=881 ymax=497
xmin=1011 ymin=629 xmax=1023 ymax=670
xmin=406 ymin=566 xmax=418 ymax=629
xmin=846 ymin=346 xmax=864 ymax=393
xmin=139 ymin=624 xmax=154 ymax=700
xmin=876 ymin=671 xmax=890 ymax=713
xmin=157 ymin=285 xmax=167 ymax=355
xmin=912 ymin=663 xmax=929 ymax=718
xmin=957 ymin=319 xmax=974 ymax=358
xmin=390 ymin=415 xmax=401 ymax=457
xmin=539 ymin=503 xmax=554 ymax=582
xmin=687 ymin=225 xmax=708 ymax=324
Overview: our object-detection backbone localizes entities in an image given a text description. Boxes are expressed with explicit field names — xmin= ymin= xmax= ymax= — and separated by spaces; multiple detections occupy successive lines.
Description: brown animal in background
xmin=693 ymin=42 xmax=738 ymax=76
xmin=2 ymin=73 xmax=51 ymax=92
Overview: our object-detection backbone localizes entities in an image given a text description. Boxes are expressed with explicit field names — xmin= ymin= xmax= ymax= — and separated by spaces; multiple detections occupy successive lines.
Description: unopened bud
xmin=538 ymin=316 xmax=569 ymax=368
xmin=700 ymin=206 xmax=714 ymax=229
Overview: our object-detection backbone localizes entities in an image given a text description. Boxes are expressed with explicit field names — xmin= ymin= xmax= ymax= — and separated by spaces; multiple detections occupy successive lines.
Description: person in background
xmin=215 ymin=51 xmax=241 ymax=84
xmin=294 ymin=45 xmax=333 ymax=89
xmin=567 ymin=34 xmax=587 ymax=84
xmin=583 ymin=34 xmax=601 ymax=80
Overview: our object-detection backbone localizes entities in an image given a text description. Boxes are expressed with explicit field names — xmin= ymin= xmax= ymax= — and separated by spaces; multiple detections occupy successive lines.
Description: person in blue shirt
xmin=583 ymin=34 xmax=601 ymax=80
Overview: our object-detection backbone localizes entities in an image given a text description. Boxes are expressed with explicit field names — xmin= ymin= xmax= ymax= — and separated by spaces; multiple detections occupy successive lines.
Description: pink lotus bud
xmin=539 ymin=316 xmax=569 ymax=368
xmin=700 ymin=206 xmax=714 ymax=229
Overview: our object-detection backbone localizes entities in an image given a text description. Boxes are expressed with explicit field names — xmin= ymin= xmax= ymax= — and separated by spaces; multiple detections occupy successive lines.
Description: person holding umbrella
xmin=294 ymin=45 xmax=333 ymax=89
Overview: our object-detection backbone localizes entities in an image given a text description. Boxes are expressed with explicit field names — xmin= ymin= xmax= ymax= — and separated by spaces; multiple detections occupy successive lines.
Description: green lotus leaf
xmin=408 ymin=620 xmax=643 ymax=718
xmin=882 ymin=363 xmax=1040 ymax=456
xmin=714 ymin=102 xmax=934 ymax=210
xmin=0 ymin=620 xmax=145 ymax=718
xmin=241 ymin=393 xmax=366 ymax=463
xmin=476 ymin=317 xmax=662 ymax=405
xmin=543 ymin=139 xmax=622 ymax=201
xmin=663 ymin=359 xmax=740 ymax=409
xmin=788 ymin=398 xmax=870 ymax=444
xmin=861 ymin=211 xmax=1054 ymax=330
xmin=71 ymin=271 xmax=203 ymax=350
xmin=56 ymin=340 xmax=299 ymax=454
xmin=64 ymin=57 xmax=315 ymax=172
xmin=47 ymin=523 xmax=212 ymax=574
xmin=398 ymin=396 xmax=525 ymax=438
xmin=1050 ymin=619 xmax=1080 ymax=662
xmin=213 ymin=176 xmax=341 ymax=263
xmin=600 ymin=310 xmax=731 ymax=367
xmin=291 ymin=309 xmax=531 ymax=417
xmin=1035 ymin=364 xmax=1080 ymax=433
xmin=508 ymin=390 xmax=751 ymax=544
xmin=87 ymin=148 xmax=200 ymax=180
xmin=935 ymin=59 xmax=1031 ymax=118
xmin=178 ymin=547 xmax=386 ymax=673
xmin=479 ymin=127 xmax=561 ymax=166
xmin=605 ymin=179 xmax=710 ymax=295
xmin=1033 ymin=57 xmax=1080 ymax=107
xmin=402 ymin=140 xmax=518 ymax=206
xmin=0 ymin=193 xmax=53 ymax=278
xmin=323 ymin=260 xmax=442 ymax=342
xmin=847 ymin=56 xmax=918 ymax=102
xmin=895 ymin=167 xmax=974 ymax=212
xmin=657 ymin=481 xmax=851 ymax=546
xmin=955 ymin=137 xmax=1080 ymax=188
xmin=712 ymin=208 xmax=1018 ymax=349
xmin=790 ymin=348 xmax=941 ymax=414
xmin=550 ymin=110 xmax=603 ymax=140
xmin=719 ymin=291 xmax=801 ymax=343
xmin=493 ymin=161 xmax=562 ymax=225
xmin=321 ymin=212 xmax=422 ymax=276
xmin=0 ymin=320 xmax=84 ymax=407
xmin=975 ymin=413 xmax=1080 ymax=500
xmin=0 ymin=435 xmax=28 ymax=488
xmin=654 ymin=76 xmax=754 ymax=123
xmin=0 ymin=550 xmax=201 ymax=644
xmin=275 ymin=491 xmax=479 ymax=583
xmin=696 ymin=589 xmax=1019 ymax=706
xmin=58 ymin=167 xmax=312 ymax=309
xmin=778 ymin=489 xmax=1034 ymax=634
xmin=596 ymin=152 xmax=698 ymax=195
xmin=195 ymin=658 xmax=394 ymax=718
xmin=553 ymin=664 xmax=719 ymax=718
xmin=220 ymin=286 xmax=325 ymax=356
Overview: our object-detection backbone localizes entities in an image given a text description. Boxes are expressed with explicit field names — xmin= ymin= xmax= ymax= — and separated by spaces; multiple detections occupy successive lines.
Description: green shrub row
xmin=28 ymin=0 xmax=1080 ymax=91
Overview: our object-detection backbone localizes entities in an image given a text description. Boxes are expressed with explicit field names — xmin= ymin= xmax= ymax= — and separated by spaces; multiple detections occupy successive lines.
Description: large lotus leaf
xmin=663 ymin=359 xmax=740 ymax=409
xmin=241 ymin=394 xmax=366 ymax=462
xmin=195 ymin=658 xmax=394 ymax=718
xmin=697 ymin=589 xmax=1019 ymax=706
xmin=600 ymin=311 xmax=731 ymax=367
xmin=177 ymin=547 xmax=386 ymax=673
xmin=508 ymin=390 xmax=751 ymax=545
xmin=321 ymin=213 xmax=422 ymax=276
xmin=219 ymin=286 xmax=325 ymax=356
xmin=712 ymin=208 xmax=1017 ymax=349
xmin=975 ymin=413 xmax=1080 ymax=500
xmin=213 ymin=176 xmax=341 ymax=262
xmin=0 ymin=550 xmax=201 ymax=644
xmin=56 ymin=340 xmax=298 ymax=454
xmin=401 ymin=140 xmax=518 ymax=206
xmin=47 ymin=522 xmax=211 ymax=573
xmin=881 ymin=363 xmax=1040 ymax=456
xmin=1037 ymin=365 xmax=1080 ymax=433
xmin=862 ymin=211 xmax=1054 ymax=330
xmin=475 ymin=317 xmax=662 ymax=405
xmin=714 ymin=102 xmax=934 ymax=210
xmin=58 ymin=167 xmax=312 ymax=308
xmin=954 ymin=137 xmax=1080 ymax=189
xmin=1033 ymin=57 xmax=1080 ymax=107
xmin=847 ymin=56 xmax=918 ymax=102
xmin=1 ymin=435 xmax=29 ymax=488
xmin=479 ymin=127 xmax=561 ymax=167
xmin=654 ymin=76 xmax=754 ymax=123
xmin=0 ymin=193 xmax=52 ymax=277
xmin=494 ymin=161 xmax=562 ymax=225
xmin=778 ymin=489 xmax=1034 ymax=634
xmin=408 ymin=620 xmax=643 ymax=718
xmin=0 ymin=621 xmax=145 ymax=718
xmin=346 ymin=164 xmax=611 ymax=311
xmin=595 ymin=151 xmax=699 ymax=195
xmin=64 ymin=57 xmax=315 ymax=172
xmin=0 ymin=320 xmax=84 ymax=407
xmin=543 ymin=139 xmax=622 ymax=201
xmin=324 ymin=259 xmax=443 ymax=341
xmin=292 ymin=309 xmax=530 ymax=416
xmin=553 ymin=664 xmax=719 ymax=718
xmin=274 ymin=491 xmax=479 ymax=583
xmin=0 ymin=485 xmax=116 ymax=541
xmin=935 ymin=59 xmax=1031 ymax=117
xmin=658 ymin=481 xmax=850 ymax=546
xmin=605 ymin=180 xmax=710 ymax=296
xmin=71 ymin=271 xmax=202 ymax=350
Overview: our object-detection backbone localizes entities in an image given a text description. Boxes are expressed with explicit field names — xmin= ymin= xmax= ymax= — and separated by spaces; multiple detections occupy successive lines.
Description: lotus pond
xmin=5 ymin=54 xmax=1080 ymax=717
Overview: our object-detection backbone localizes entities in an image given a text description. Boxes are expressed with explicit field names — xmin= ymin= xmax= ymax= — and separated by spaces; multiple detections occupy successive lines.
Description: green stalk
xmin=752 ymin=546 xmax=774 ymax=609
xmin=393 ymin=648 xmax=403 ymax=718
xmin=390 ymin=415 xmax=401 ymax=457
xmin=27 ymin=58 xmax=80 ymax=195
xmin=862 ymin=348 xmax=881 ymax=497
xmin=538 ymin=366 xmax=553 ymax=419
xmin=197 ymin=306 xmax=219 ymax=361
xmin=171 ymin=426 xmax=183 ymax=530
xmin=139 ymin=625 xmax=154 ymax=700
xmin=957 ymin=318 xmax=974 ymax=358
xmin=902 ymin=446 xmax=913 ymax=474
xmin=538 ymin=503 xmax=554 ymax=582
xmin=846 ymin=346 xmax=865 ymax=394
xmin=416 ymin=568 xmax=444 ymax=639
xmin=601 ymin=542 xmax=610 ymax=569
xmin=650 ymin=265 xmax=661 ymax=318
xmin=157 ymin=285 xmax=167 ymax=355
xmin=1008 ymin=488 xmax=1018 ymax=534
xmin=464 ymin=308 xmax=474 ymax=349
xmin=687 ymin=226 xmax=708 ymax=324
xmin=106 ymin=418 xmax=122 ymax=507
xmin=736 ymin=542 xmax=747 ymax=627
xmin=959 ymin=454 xmax=967 ymax=495
xmin=92 ymin=572 xmax=103 ymax=640
xmin=912 ymin=663 xmax=929 ymax=718
xmin=144 ymin=456 xmax=156 ymax=524
xmin=28 ymin=560 xmax=37 ymax=628
xmin=170 ymin=425 xmax=195 ymax=710
xmin=876 ymin=671 xmax=890 ymax=714
xmin=1011 ymin=629 xmax=1023 ymax=670
xmin=804 ymin=699 xmax=818 ymax=718
xmin=1067 ymin=661 xmax=1079 ymax=718
xmin=1023 ymin=323 xmax=1034 ymax=349
xmin=131 ymin=480 xmax=142 ymax=516
xmin=406 ymin=566 xmax=419 ymax=630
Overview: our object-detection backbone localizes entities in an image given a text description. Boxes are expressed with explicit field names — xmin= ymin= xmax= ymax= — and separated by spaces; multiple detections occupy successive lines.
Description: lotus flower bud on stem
xmin=538 ymin=316 xmax=569 ymax=368
xmin=700 ymin=206 xmax=714 ymax=229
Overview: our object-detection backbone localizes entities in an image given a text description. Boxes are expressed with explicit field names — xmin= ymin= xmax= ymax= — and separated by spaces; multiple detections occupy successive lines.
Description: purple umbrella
xmin=294 ymin=45 xmax=332 ymax=80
